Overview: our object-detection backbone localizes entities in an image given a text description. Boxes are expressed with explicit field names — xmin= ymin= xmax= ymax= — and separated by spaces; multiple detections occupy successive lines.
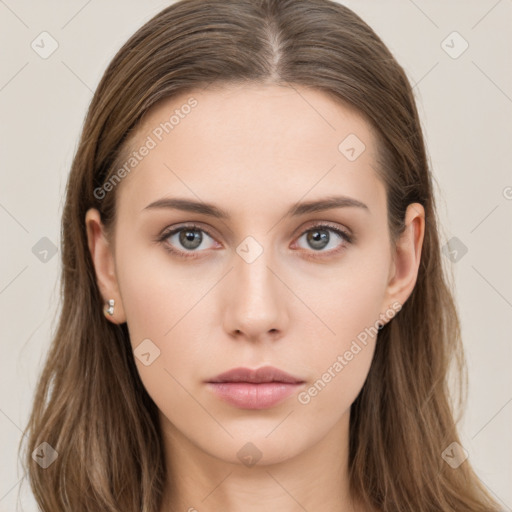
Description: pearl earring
xmin=104 ymin=299 xmax=115 ymax=316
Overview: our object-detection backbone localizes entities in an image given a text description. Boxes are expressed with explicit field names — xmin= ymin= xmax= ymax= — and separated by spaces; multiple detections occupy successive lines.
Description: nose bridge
xmin=223 ymin=235 xmax=287 ymax=339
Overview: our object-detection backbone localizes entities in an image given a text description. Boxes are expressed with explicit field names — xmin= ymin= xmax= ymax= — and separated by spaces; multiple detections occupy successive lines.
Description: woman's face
xmin=87 ymin=83 xmax=422 ymax=466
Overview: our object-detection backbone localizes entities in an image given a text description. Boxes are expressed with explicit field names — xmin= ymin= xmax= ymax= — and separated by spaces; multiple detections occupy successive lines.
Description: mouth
xmin=205 ymin=366 xmax=305 ymax=409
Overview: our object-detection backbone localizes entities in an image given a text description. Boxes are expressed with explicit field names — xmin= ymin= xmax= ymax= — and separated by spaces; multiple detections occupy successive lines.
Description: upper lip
xmin=206 ymin=366 xmax=304 ymax=384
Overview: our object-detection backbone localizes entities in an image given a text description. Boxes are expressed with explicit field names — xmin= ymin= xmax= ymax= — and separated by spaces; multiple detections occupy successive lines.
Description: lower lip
xmin=206 ymin=382 xmax=303 ymax=409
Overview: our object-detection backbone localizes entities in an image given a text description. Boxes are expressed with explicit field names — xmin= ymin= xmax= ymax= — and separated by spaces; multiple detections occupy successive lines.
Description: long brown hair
xmin=20 ymin=0 xmax=501 ymax=510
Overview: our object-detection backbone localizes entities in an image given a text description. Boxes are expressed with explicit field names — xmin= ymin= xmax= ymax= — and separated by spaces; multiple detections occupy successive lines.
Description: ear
xmin=85 ymin=208 xmax=126 ymax=324
xmin=380 ymin=202 xmax=425 ymax=324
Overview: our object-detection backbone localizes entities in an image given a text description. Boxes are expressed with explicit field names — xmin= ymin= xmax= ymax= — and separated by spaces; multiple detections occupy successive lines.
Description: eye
xmin=293 ymin=223 xmax=352 ymax=258
xmin=158 ymin=224 xmax=218 ymax=259
xmin=157 ymin=222 xmax=352 ymax=260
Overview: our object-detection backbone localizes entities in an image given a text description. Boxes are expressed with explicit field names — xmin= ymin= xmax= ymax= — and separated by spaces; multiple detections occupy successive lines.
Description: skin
xmin=86 ymin=83 xmax=425 ymax=512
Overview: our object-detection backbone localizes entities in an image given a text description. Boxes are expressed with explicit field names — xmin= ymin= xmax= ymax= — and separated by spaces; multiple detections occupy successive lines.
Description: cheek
xmin=294 ymin=254 xmax=388 ymax=408
xmin=115 ymin=252 xmax=204 ymax=429
xmin=301 ymin=253 xmax=388 ymax=348
xmin=115 ymin=237 xmax=203 ymax=346
xmin=293 ymin=297 xmax=380 ymax=426
xmin=113 ymin=242 xmax=217 ymax=397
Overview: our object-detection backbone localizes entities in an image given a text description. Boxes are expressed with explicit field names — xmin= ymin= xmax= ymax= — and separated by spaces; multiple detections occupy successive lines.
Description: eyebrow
xmin=143 ymin=195 xmax=370 ymax=218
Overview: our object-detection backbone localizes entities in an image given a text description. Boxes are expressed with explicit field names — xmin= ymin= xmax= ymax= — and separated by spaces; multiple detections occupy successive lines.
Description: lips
xmin=205 ymin=366 xmax=305 ymax=409
xmin=206 ymin=365 xmax=304 ymax=384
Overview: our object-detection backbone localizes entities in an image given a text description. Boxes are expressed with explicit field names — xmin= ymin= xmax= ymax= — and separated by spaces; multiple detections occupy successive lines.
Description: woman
xmin=20 ymin=0 xmax=502 ymax=510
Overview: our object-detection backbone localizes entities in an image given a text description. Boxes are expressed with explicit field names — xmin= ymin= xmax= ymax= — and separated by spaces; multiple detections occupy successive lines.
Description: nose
xmin=222 ymin=246 xmax=289 ymax=343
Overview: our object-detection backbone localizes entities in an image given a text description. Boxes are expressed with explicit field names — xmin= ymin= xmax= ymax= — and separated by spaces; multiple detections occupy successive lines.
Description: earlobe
xmin=85 ymin=208 xmax=126 ymax=324
xmin=383 ymin=202 xmax=425 ymax=314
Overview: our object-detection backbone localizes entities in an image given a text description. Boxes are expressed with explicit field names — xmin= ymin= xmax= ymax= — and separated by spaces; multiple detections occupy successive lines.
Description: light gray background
xmin=1 ymin=1 xmax=511 ymax=510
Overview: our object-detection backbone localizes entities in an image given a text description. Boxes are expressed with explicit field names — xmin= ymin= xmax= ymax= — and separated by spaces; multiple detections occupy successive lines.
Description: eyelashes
xmin=157 ymin=222 xmax=353 ymax=260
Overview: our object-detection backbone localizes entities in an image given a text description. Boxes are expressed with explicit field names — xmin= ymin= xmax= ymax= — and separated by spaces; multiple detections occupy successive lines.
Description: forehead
xmin=114 ymin=83 xmax=385 ymax=222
